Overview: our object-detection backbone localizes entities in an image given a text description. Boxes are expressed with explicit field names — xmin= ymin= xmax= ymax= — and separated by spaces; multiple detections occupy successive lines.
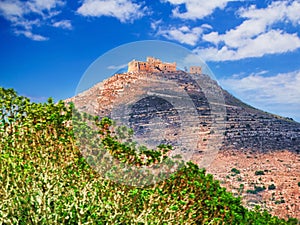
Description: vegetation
xmin=0 ymin=87 xmax=299 ymax=224
xmin=246 ymin=186 xmax=266 ymax=195
xmin=231 ymin=168 xmax=241 ymax=175
xmin=275 ymin=199 xmax=285 ymax=205
xmin=268 ymin=184 xmax=276 ymax=190
xmin=255 ymin=170 xmax=265 ymax=176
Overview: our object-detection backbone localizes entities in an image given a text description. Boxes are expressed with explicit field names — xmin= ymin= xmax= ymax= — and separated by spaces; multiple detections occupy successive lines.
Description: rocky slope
xmin=66 ymin=71 xmax=300 ymax=219
xmin=67 ymin=70 xmax=300 ymax=153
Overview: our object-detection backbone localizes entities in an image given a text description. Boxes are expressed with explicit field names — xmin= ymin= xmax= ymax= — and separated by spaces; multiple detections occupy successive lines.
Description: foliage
xmin=0 ymin=87 xmax=298 ymax=224
xmin=275 ymin=199 xmax=285 ymax=205
xmin=231 ymin=168 xmax=240 ymax=175
xmin=268 ymin=184 xmax=276 ymax=190
xmin=246 ymin=186 xmax=266 ymax=195
xmin=255 ymin=170 xmax=265 ymax=176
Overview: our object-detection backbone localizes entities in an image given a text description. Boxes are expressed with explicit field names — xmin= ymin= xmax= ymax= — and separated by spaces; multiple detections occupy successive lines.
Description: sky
xmin=0 ymin=0 xmax=300 ymax=122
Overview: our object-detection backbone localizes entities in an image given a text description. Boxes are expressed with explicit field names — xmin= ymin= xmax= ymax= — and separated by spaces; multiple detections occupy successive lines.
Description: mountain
xmin=66 ymin=69 xmax=300 ymax=220
xmin=67 ymin=70 xmax=300 ymax=153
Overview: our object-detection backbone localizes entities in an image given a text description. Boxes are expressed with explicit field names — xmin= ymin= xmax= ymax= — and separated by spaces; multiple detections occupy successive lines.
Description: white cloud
xmin=239 ymin=0 xmax=300 ymax=26
xmin=220 ymin=70 xmax=300 ymax=120
xmin=52 ymin=20 xmax=72 ymax=29
xmin=150 ymin=19 xmax=162 ymax=30
xmin=201 ymin=24 xmax=213 ymax=30
xmin=0 ymin=0 xmax=67 ymax=40
xmin=107 ymin=63 xmax=128 ymax=70
xmin=162 ymin=0 xmax=233 ymax=20
xmin=0 ymin=0 xmax=65 ymax=22
xmin=0 ymin=0 xmax=24 ymax=19
xmin=25 ymin=0 xmax=64 ymax=15
xmin=220 ymin=70 xmax=300 ymax=104
xmin=194 ymin=0 xmax=300 ymax=61
xmin=220 ymin=70 xmax=300 ymax=105
xmin=77 ymin=0 xmax=145 ymax=23
xmin=196 ymin=30 xmax=300 ymax=61
xmin=157 ymin=25 xmax=203 ymax=45
xmin=15 ymin=30 xmax=48 ymax=41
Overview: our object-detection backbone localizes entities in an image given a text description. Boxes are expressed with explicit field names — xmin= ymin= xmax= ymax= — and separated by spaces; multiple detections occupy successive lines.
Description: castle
xmin=189 ymin=66 xmax=202 ymax=74
xmin=127 ymin=57 xmax=202 ymax=74
xmin=128 ymin=57 xmax=176 ymax=73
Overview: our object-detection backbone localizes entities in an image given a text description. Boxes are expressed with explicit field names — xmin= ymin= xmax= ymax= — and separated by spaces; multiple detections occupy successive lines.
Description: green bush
xmin=255 ymin=186 xmax=266 ymax=192
xmin=268 ymin=184 xmax=276 ymax=190
xmin=255 ymin=170 xmax=265 ymax=175
xmin=246 ymin=189 xmax=257 ymax=194
xmin=231 ymin=168 xmax=241 ymax=175
xmin=275 ymin=199 xmax=285 ymax=205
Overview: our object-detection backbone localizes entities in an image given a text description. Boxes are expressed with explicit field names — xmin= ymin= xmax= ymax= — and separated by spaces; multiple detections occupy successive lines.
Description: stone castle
xmin=127 ymin=57 xmax=202 ymax=74
xmin=189 ymin=66 xmax=202 ymax=74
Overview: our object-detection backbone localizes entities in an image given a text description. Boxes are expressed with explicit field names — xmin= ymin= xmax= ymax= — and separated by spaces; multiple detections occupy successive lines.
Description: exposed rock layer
xmin=67 ymin=71 xmax=300 ymax=153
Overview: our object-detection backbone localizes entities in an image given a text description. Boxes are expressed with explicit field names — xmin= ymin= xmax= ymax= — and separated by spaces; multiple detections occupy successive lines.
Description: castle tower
xmin=189 ymin=66 xmax=202 ymax=74
xmin=128 ymin=60 xmax=140 ymax=72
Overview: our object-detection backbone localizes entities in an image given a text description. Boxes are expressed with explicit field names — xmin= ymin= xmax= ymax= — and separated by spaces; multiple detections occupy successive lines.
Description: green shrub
xmin=231 ymin=168 xmax=241 ymax=175
xmin=246 ymin=186 xmax=265 ymax=195
xmin=255 ymin=170 xmax=265 ymax=175
xmin=268 ymin=184 xmax=276 ymax=190
xmin=246 ymin=189 xmax=257 ymax=194
xmin=255 ymin=186 xmax=266 ymax=192
xmin=275 ymin=199 xmax=285 ymax=205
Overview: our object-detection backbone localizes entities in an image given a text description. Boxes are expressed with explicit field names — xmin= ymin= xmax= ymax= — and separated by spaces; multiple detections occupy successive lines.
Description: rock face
xmin=67 ymin=70 xmax=300 ymax=154
xmin=222 ymin=88 xmax=300 ymax=152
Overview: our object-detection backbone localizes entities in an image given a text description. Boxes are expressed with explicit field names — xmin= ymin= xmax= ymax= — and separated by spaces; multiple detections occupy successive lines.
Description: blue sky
xmin=0 ymin=0 xmax=300 ymax=122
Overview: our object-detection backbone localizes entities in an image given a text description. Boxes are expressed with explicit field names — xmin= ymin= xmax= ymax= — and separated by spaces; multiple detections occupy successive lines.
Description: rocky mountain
xmin=66 ymin=70 xmax=300 ymax=219
xmin=67 ymin=70 xmax=300 ymax=153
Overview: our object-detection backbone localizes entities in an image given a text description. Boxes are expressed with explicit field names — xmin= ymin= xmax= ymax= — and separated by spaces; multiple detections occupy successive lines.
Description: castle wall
xmin=128 ymin=60 xmax=141 ymax=72
xmin=128 ymin=57 xmax=176 ymax=73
